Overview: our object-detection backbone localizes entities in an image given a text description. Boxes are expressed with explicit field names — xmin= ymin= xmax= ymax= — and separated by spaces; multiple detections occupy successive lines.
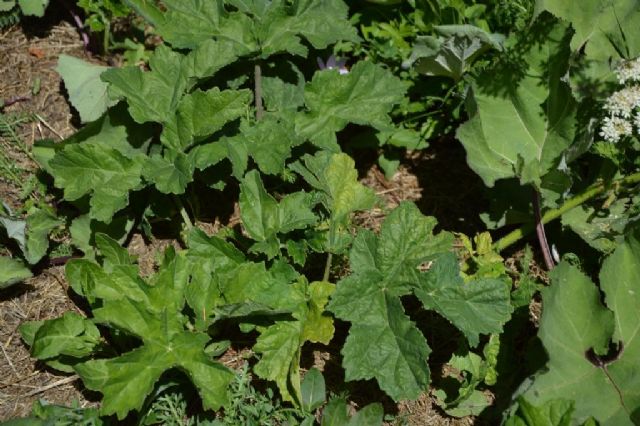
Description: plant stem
xmin=173 ymin=196 xmax=193 ymax=230
xmin=493 ymin=172 xmax=640 ymax=252
xmin=323 ymin=253 xmax=333 ymax=282
xmin=532 ymin=188 xmax=554 ymax=270
xmin=254 ymin=63 xmax=264 ymax=121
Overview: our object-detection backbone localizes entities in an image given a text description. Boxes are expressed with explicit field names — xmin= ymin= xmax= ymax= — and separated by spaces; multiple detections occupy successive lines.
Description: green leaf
xmin=239 ymin=170 xmax=317 ymax=258
xmin=519 ymin=234 xmax=640 ymax=425
xmin=406 ymin=26 xmax=503 ymax=81
xmin=27 ymin=312 xmax=100 ymax=360
xmin=56 ymin=55 xmax=116 ymax=123
xmin=24 ymin=208 xmax=62 ymax=264
xmin=0 ymin=257 xmax=31 ymax=289
xmin=456 ymin=14 xmax=576 ymax=188
xmin=328 ymin=203 xmax=454 ymax=400
xmin=162 ymin=88 xmax=251 ymax=150
xmin=0 ymin=217 xmax=26 ymax=259
xmin=505 ymin=397 xmax=577 ymax=426
xmin=561 ymin=195 xmax=639 ymax=253
xmin=415 ymin=253 xmax=513 ymax=346
xmin=291 ymin=152 xmax=376 ymax=253
xmin=67 ymin=253 xmax=234 ymax=419
xmin=49 ymin=143 xmax=143 ymax=222
xmin=300 ymin=368 xmax=325 ymax=412
xmin=250 ymin=277 xmax=335 ymax=405
xmin=255 ymin=0 xmax=359 ymax=57
xmin=17 ymin=0 xmax=47 ymax=16
xmin=535 ymin=0 xmax=640 ymax=63
xmin=296 ymin=62 xmax=405 ymax=150
xmin=262 ymin=75 xmax=305 ymax=113
xmin=142 ymin=151 xmax=194 ymax=194
xmin=347 ymin=403 xmax=384 ymax=426
xmin=95 ymin=233 xmax=133 ymax=269
xmin=321 ymin=398 xmax=384 ymax=426
xmin=241 ymin=115 xmax=303 ymax=175
xmin=0 ymin=1 xmax=16 ymax=12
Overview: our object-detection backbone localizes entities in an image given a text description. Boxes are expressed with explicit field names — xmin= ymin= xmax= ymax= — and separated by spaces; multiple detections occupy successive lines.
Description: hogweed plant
xmin=6 ymin=0 xmax=640 ymax=424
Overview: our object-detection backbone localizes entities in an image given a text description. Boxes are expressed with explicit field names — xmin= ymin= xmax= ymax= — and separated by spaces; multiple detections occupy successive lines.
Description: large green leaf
xmin=253 ymin=280 xmax=336 ymax=405
xmin=561 ymin=194 xmax=639 ymax=253
xmin=415 ymin=253 xmax=512 ymax=347
xmin=49 ymin=143 xmax=144 ymax=223
xmin=239 ymin=170 xmax=316 ymax=258
xmin=406 ymin=25 xmax=504 ymax=81
xmin=290 ymin=152 xmax=376 ymax=253
xmin=56 ymin=55 xmax=115 ymax=123
xmin=102 ymin=43 xmax=242 ymax=134
xmin=44 ymin=252 xmax=236 ymax=419
xmin=23 ymin=209 xmax=62 ymax=265
xmin=17 ymin=0 xmax=47 ymax=16
xmin=253 ymin=0 xmax=359 ymax=58
xmin=0 ymin=257 xmax=31 ymax=289
xmin=125 ymin=0 xmax=357 ymax=57
xmin=242 ymin=115 xmax=302 ymax=175
xmin=456 ymin=14 xmax=576 ymax=188
xmin=24 ymin=312 xmax=101 ymax=361
xmin=519 ymin=235 xmax=640 ymax=425
xmin=505 ymin=397 xmax=584 ymax=426
xmin=535 ymin=0 xmax=640 ymax=63
xmin=296 ymin=61 xmax=406 ymax=151
xmin=162 ymin=88 xmax=251 ymax=150
xmin=142 ymin=150 xmax=194 ymax=195
xmin=327 ymin=203 xmax=454 ymax=400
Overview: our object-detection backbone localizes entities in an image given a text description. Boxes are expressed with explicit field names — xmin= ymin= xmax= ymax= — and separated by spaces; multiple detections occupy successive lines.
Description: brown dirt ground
xmin=0 ymin=19 xmax=544 ymax=425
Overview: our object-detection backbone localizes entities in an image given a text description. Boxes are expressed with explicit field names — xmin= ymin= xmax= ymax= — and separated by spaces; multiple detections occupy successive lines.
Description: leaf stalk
xmin=493 ymin=172 xmax=640 ymax=252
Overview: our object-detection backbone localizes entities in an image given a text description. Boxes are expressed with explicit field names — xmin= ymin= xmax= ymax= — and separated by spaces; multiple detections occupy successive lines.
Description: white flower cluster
xmin=615 ymin=57 xmax=640 ymax=84
xmin=599 ymin=58 xmax=640 ymax=143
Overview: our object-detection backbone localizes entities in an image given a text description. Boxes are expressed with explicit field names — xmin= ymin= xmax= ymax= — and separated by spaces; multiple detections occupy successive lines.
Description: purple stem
xmin=1 ymin=96 xmax=30 ymax=109
xmin=533 ymin=188 xmax=555 ymax=270
xmin=66 ymin=6 xmax=90 ymax=53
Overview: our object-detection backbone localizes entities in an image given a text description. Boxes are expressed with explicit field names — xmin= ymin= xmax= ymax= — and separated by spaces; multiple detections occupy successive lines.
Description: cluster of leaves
xmin=4 ymin=0 xmax=640 ymax=424
xmin=333 ymin=0 xmax=533 ymax=176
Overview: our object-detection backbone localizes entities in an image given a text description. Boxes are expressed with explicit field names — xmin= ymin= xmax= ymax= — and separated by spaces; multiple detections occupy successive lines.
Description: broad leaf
xmin=24 ymin=209 xmax=62 ymax=264
xmin=142 ymin=151 xmax=194 ymax=195
xmin=17 ymin=0 xmax=47 ymax=16
xmin=519 ymin=234 xmax=640 ymax=425
xmin=239 ymin=170 xmax=316 ymax=258
xmin=456 ymin=14 xmax=576 ymax=188
xmin=415 ymin=253 xmax=512 ymax=346
xmin=328 ymin=203 xmax=454 ymax=400
xmin=24 ymin=312 xmax=100 ymax=361
xmin=49 ymin=144 xmax=144 ymax=223
xmin=296 ymin=62 xmax=405 ymax=151
xmin=0 ymin=257 xmax=31 ymax=289
xmin=56 ymin=55 xmax=115 ymax=123
xmin=253 ymin=280 xmax=335 ymax=405
xmin=242 ymin=115 xmax=303 ymax=175
xmin=535 ymin=0 xmax=640 ymax=64
xmin=254 ymin=0 xmax=359 ymax=58
xmin=162 ymin=88 xmax=251 ymax=150
xmin=291 ymin=152 xmax=375 ymax=253
xmin=406 ymin=25 xmax=503 ymax=81
xmin=505 ymin=397 xmax=587 ymax=426
xmin=56 ymin=253 xmax=235 ymax=419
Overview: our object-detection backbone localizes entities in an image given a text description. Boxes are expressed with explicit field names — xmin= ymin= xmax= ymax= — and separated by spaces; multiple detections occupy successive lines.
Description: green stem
xmin=493 ymin=172 xmax=640 ymax=252
xmin=173 ymin=196 xmax=193 ymax=230
xmin=323 ymin=253 xmax=333 ymax=282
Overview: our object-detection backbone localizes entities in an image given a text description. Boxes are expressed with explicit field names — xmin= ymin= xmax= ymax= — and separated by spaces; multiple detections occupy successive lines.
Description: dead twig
xmin=20 ymin=375 xmax=79 ymax=397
